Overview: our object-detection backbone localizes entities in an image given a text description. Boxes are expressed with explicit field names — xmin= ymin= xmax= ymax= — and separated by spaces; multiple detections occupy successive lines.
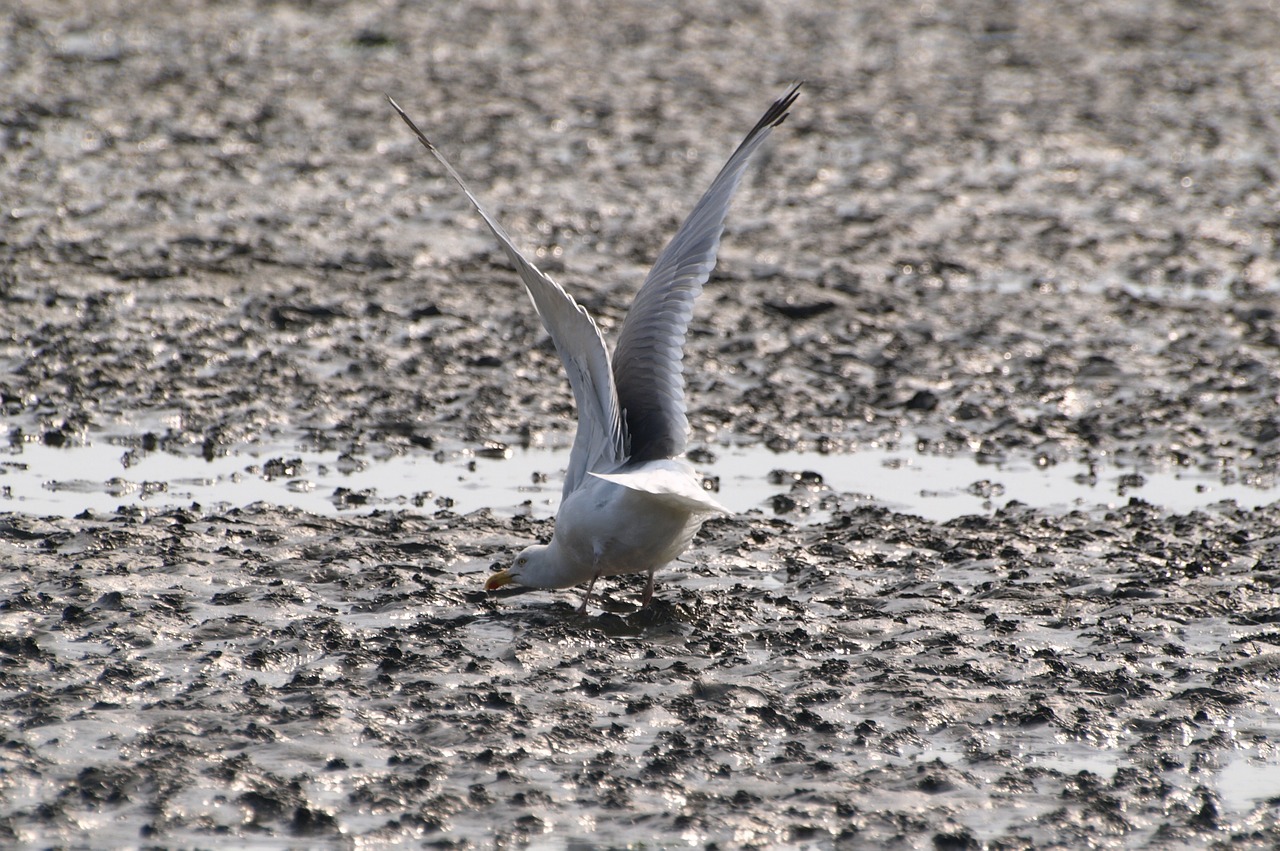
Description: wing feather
xmin=612 ymin=84 xmax=801 ymax=462
xmin=388 ymin=97 xmax=627 ymax=498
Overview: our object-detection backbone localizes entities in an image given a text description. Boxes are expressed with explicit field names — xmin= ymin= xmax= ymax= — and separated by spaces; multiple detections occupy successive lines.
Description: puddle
xmin=1218 ymin=748 xmax=1280 ymax=815
xmin=1024 ymin=745 xmax=1122 ymax=780
xmin=1 ymin=437 xmax=1276 ymax=521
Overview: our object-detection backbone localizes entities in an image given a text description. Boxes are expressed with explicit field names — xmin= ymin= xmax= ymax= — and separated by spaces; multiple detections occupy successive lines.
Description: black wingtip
xmin=385 ymin=93 xmax=409 ymax=124
xmin=752 ymin=81 xmax=804 ymax=137
xmin=386 ymin=93 xmax=440 ymax=154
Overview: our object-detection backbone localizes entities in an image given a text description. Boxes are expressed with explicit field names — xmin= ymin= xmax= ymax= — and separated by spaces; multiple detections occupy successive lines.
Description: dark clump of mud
xmin=4 ymin=0 xmax=1280 ymax=847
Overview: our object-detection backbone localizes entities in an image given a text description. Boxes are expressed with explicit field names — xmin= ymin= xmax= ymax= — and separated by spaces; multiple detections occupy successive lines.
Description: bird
xmin=388 ymin=83 xmax=800 ymax=612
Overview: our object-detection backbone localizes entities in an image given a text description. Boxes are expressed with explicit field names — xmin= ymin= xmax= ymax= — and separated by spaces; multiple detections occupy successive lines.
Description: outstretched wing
xmin=388 ymin=96 xmax=627 ymax=499
xmin=611 ymin=83 xmax=801 ymax=463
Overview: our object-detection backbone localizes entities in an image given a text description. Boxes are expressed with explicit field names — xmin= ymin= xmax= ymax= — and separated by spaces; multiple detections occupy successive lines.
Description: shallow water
xmin=3 ymin=437 xmax=1276 ymax=521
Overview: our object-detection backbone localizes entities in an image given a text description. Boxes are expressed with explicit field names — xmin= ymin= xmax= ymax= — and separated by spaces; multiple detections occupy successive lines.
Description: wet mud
xmin=4 ymin=502 xmax=1280 ymax=847
xmin=4 ymin=0 xmax=1280 ymax=847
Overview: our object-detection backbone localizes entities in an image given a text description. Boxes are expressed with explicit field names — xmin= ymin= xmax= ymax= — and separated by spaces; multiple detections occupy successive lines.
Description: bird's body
xmin=539 ymin=460 xmax=714 ymax=587
xmin=389 ymin=85 xmax=799 ymax=611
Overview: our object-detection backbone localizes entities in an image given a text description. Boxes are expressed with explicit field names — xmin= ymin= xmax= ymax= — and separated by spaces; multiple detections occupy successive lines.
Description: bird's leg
xmin=641 ymin=569 xmax=656 ymax=607
xmin=577 ymin=570 xmax=602 ymax=614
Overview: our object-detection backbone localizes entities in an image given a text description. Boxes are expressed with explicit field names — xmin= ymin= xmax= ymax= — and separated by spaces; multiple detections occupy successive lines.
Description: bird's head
xmin=484 ymin=543 xmax=549 ymax=591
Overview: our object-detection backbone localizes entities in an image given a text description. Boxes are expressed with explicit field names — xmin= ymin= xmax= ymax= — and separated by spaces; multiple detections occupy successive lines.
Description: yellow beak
xmin=484 ymin=569 xmax=514 ymax=591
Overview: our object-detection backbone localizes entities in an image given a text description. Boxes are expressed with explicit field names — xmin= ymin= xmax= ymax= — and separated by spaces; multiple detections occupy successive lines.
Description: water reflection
xmin=1 ymin=437 xmax=1276 ymax=521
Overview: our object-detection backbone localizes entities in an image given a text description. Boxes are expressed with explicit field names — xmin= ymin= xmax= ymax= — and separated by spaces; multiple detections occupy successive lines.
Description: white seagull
xmin=388 ymin=84 xmax=800 ymax=612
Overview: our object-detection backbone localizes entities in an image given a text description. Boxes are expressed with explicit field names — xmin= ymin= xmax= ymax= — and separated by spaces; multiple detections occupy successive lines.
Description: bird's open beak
xmin=484 ymin=569 xmax=514 ymax=591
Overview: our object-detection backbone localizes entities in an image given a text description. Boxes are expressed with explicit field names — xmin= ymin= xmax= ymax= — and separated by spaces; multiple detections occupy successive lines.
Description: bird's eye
xmin=517 ymin=557 xmax=527 ymax=565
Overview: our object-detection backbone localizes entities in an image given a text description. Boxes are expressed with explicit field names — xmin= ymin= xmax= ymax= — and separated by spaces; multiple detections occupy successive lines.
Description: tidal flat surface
xmin=4 ymin=0 xmax=1280 ymax=847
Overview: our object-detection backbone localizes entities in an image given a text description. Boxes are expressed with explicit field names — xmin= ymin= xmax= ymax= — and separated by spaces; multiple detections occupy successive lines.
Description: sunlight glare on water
xmin=1 ymin=438 xmax=1276 ymax=521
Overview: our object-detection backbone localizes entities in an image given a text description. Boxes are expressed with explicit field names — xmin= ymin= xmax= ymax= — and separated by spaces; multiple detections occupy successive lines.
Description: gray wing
xmin=388 ymin=97 xmax=627 ymax=499
xmin=611 ymin=83 xmax=801 ymax=463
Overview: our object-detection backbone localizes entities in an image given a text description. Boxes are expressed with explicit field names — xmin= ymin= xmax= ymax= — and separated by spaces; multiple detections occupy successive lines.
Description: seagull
xmin=388 ymin=84 xmax=800 ymax=612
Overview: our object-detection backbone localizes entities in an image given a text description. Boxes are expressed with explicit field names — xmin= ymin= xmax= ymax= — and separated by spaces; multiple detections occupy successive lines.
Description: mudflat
xmin=3 ymin=1 xmax=1280 ymax=847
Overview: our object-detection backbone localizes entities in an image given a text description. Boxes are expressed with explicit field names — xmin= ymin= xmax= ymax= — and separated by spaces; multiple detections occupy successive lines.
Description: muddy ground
xmin=3 ymin=0 xmax=1280 ymax=847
